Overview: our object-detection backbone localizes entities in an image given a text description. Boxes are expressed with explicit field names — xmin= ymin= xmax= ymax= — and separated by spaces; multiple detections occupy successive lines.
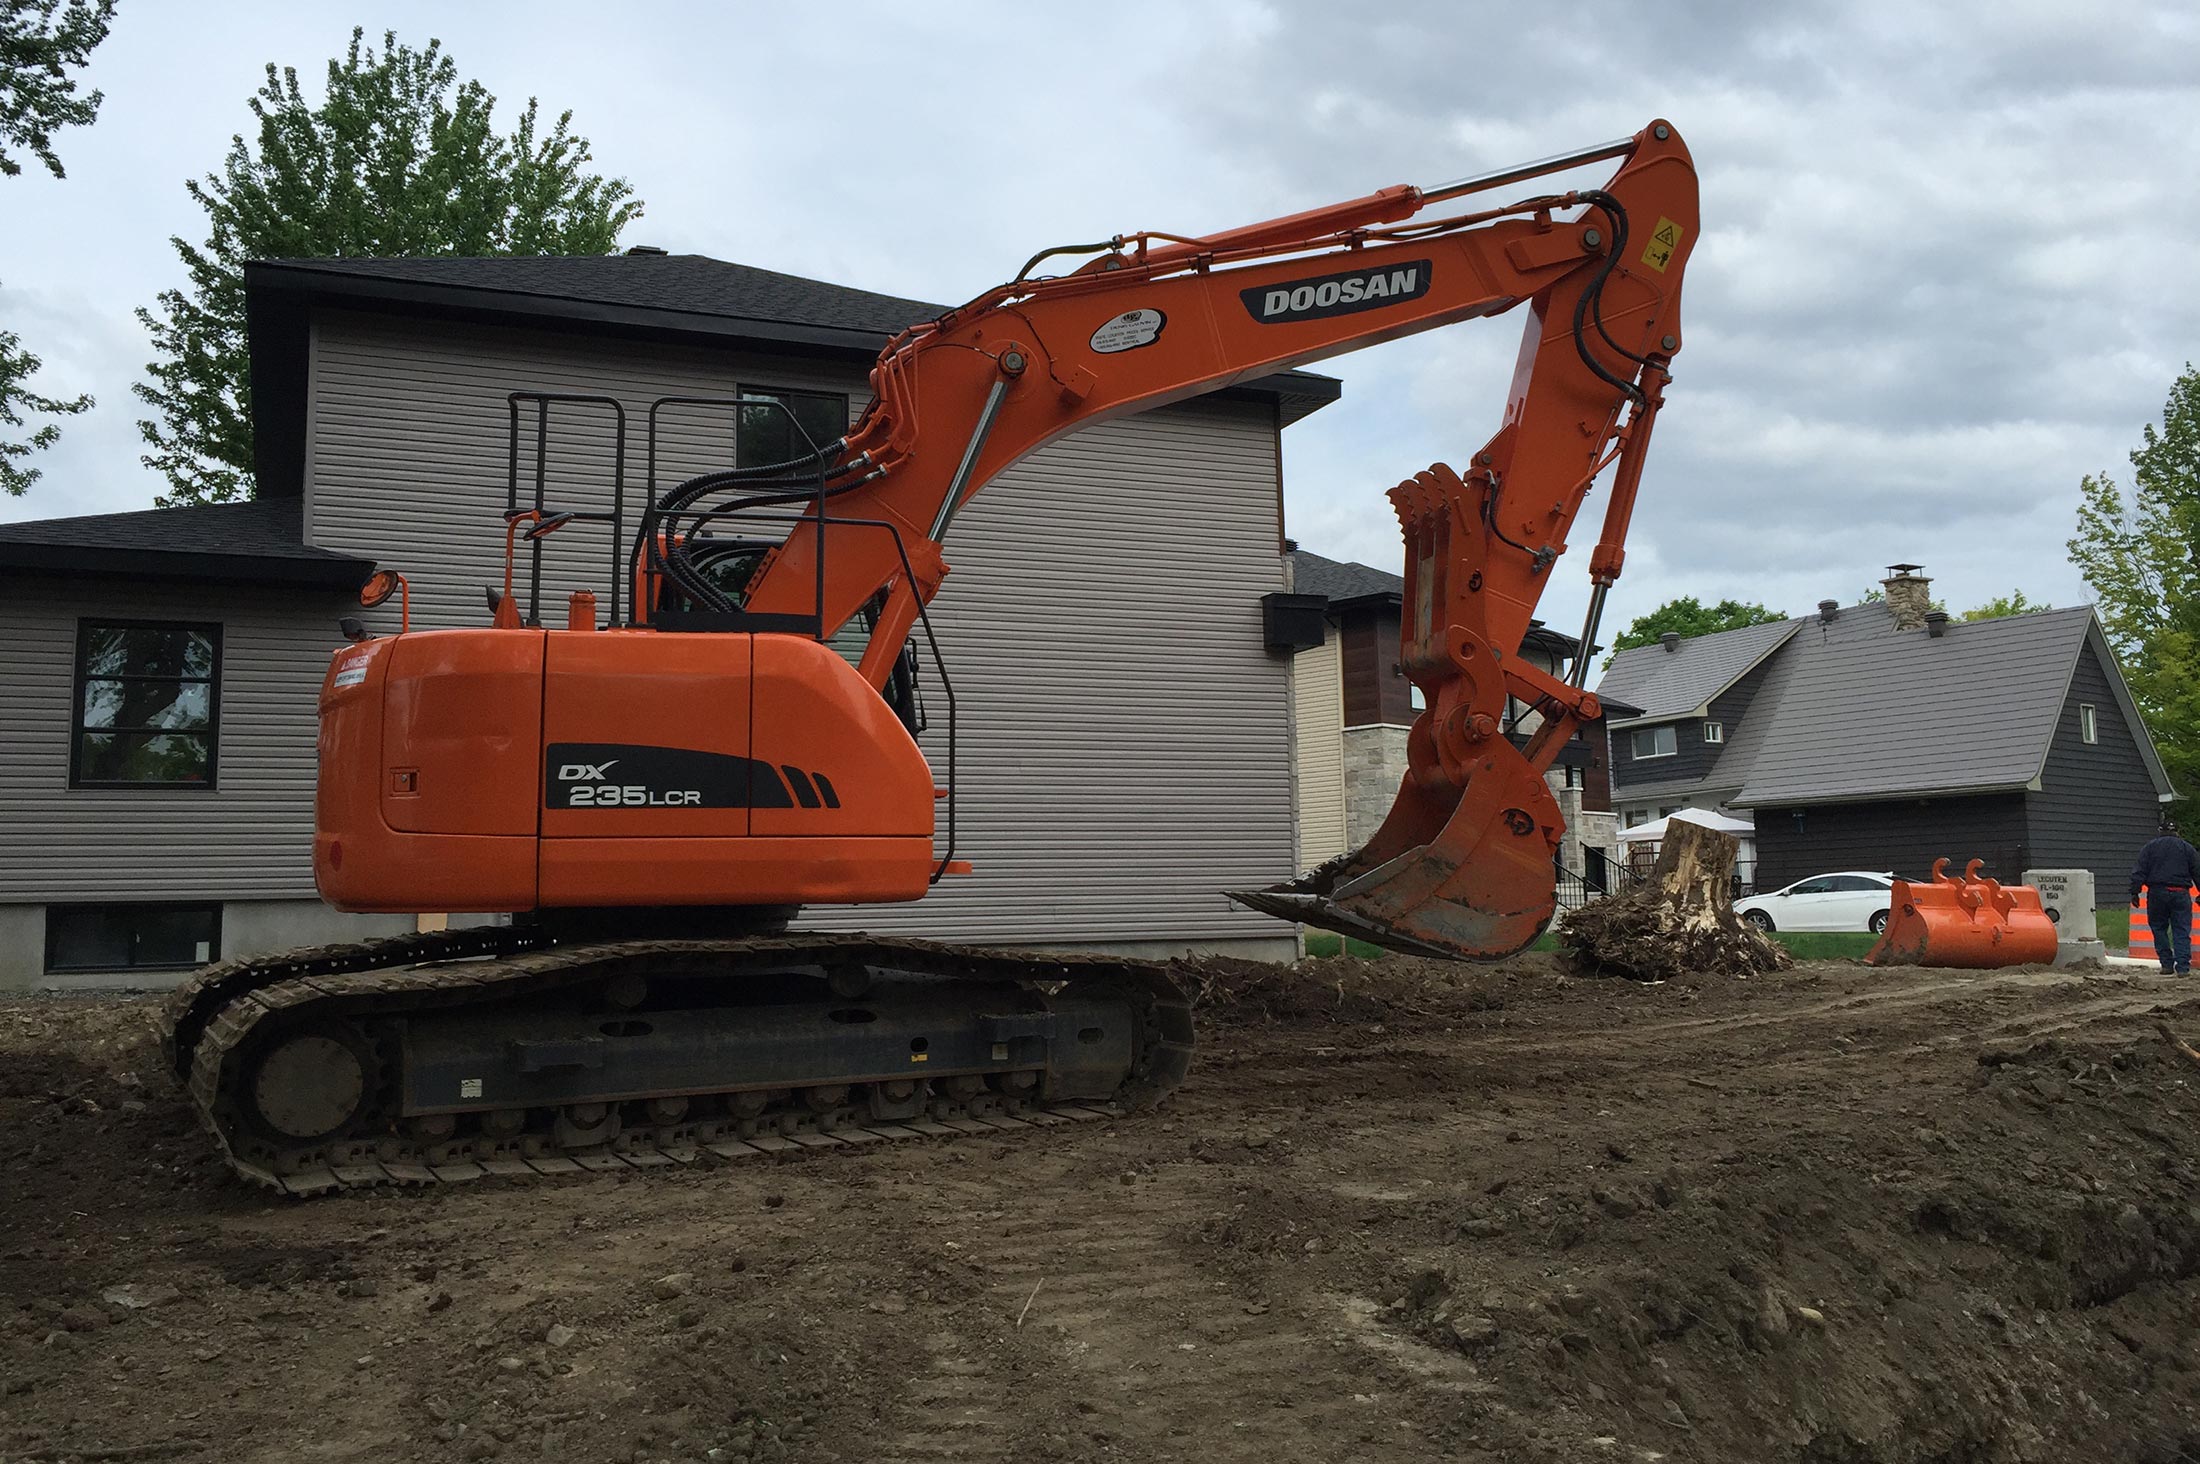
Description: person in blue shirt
xmin=2130 ymin=816 xmax=2200 ymax=974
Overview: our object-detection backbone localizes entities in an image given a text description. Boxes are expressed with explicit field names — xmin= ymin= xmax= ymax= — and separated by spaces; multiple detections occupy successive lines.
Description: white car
xmin=1734 ymin=871 xmax=1897 ymax=934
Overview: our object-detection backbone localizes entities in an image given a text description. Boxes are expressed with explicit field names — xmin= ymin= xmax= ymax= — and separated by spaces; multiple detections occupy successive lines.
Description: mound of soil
xmin=2 ymin=963 xmax=2197 ymax=1463
xmin=1175 ymin=950 xmax=1550 ymax=1027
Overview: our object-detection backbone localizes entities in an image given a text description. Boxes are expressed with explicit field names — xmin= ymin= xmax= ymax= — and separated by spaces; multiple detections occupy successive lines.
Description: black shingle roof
xmin=1596 ymin=599 xmax=2172 ymax=808
xmin=1596 ymin=617 xmax=1800 ymax=723
xmin=1288 ymin=548 xmax=1402 ymax=604
xmin=1730 ymin=603 xmax=2116 ymax=806
xmin=270 ymin=253 xmax=946 ymax=339
xmin=0 ymin=498 xmax=374 ymax=589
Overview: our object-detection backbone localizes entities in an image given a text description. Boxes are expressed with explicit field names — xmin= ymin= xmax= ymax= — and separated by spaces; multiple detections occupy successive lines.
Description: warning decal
xmin=1640 ymin=217 xmax=1683 ymax=273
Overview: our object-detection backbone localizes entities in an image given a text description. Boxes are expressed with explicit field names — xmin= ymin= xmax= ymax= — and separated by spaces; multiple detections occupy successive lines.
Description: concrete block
xmin=2022 ymin=869 xmax=2098 ymax=940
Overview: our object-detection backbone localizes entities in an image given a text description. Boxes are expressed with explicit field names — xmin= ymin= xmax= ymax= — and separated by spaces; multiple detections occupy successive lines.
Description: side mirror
xmin=359 ymin=569 xmax=403 ymax=608
xmin=358 ymin=568 xmax=410 ymax=634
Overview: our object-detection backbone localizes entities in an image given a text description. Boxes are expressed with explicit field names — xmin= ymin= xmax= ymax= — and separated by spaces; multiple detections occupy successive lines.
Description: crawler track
xmin=159 ymin=929 xmax=1195 ymax=1196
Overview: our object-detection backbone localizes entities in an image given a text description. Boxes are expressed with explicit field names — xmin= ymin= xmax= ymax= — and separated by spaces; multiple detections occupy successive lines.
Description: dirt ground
xmin=4 ymin=952 xmax=2199 ymax=1464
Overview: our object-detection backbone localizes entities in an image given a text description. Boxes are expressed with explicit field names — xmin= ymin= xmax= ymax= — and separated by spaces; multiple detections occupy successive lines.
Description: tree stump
xmin=1556 ymin=818 xmax=1791 ymax=981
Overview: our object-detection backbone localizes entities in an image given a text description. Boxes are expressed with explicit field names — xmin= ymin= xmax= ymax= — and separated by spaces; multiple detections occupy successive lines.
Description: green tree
xmin=0 ymin=0 xmax=113 ymax=178
xmin=1960 ymin=590 xmax=2048 ymax=622
xmin=2068 ymin=364 xmax=2200 ymax=796
xmin=0 ymin=326 xmax=90 ymax=495
xmin=1 ymin=0 xmax=113 ymax=495
xmin=1608 ymin=596 xmax=1787 ymax=660
xmin=133 ymin=28 xmax=643 ymax=505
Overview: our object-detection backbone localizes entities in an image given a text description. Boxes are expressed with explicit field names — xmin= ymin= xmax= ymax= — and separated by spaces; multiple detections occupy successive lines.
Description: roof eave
xmin=0 ymin=542 xmax=376 ymax=591
xmin=1730 ymin=780 xmax=2032 ymax=810
xmin=1595 ymin=620 xmax=1803 ymax=727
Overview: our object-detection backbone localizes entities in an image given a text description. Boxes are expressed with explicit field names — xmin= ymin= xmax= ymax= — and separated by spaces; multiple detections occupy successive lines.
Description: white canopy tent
xmin=1616 ymin=807 xmax=1756 ymax=844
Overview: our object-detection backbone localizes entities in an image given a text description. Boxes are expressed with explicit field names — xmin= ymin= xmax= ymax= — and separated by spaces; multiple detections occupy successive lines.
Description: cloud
xmin=1 ymin=0 xmax=2193 ymax=631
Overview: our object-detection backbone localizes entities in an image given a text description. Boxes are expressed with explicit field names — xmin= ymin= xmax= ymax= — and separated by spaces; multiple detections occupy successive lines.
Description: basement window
xmin=1629 ymin=724 xmax=1677 ymax=759
xmin=46 ymin=903 xmax=221 ymax=973
xmin=2079 ymin=704 xmax=2098 ymax=744
xmin=1703 ymin=721 xmax=1724 ymax=744
xmin=71 ymin=621 xmax=220 ymax=787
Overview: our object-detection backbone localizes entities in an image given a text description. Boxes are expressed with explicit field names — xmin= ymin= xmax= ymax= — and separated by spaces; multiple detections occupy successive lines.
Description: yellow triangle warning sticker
xmin=1640 ymin=216 xmax=1683 ymax=274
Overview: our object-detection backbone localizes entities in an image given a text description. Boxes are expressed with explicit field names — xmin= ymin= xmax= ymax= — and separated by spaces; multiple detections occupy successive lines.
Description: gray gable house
xmin=1596 ymin=566 xmax=2172 ymax=892
xmin=0 ymin=250 xmax=1339 ymax=989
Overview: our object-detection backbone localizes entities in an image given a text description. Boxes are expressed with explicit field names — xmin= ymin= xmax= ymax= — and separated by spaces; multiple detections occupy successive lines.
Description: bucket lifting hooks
xmin=1866 ymin=858 xmax=2059 ymax=969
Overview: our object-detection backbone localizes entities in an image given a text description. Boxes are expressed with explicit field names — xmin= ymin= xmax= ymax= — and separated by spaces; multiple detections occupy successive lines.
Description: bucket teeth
xmin=1227 ymin=742 xmax=1562 ymax=962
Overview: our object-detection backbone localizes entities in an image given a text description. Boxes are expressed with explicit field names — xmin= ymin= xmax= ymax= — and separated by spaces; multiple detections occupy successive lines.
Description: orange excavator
xmin=161 ymin=121 xmax=1697 ymax=1191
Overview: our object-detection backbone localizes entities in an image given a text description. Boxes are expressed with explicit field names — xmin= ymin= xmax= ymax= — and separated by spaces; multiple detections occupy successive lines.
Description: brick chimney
xmin=1881 ymin=563 xmax=1933 ymax=631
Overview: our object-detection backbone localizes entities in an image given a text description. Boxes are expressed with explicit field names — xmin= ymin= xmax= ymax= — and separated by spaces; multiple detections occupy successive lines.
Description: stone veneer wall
xmin=1342 ymin=725 xmax=1412 ymax=847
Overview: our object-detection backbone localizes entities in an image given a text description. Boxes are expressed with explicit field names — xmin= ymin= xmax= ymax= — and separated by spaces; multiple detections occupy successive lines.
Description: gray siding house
xmin=0 ymin=251 xmax=1339 ymax=988
xmin=1596 ymin=567 xmax=2172 ymax=893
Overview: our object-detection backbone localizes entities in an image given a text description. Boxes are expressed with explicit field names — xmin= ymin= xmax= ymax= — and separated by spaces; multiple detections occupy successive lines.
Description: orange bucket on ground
xmin=1866 ymin=858 xmax=2059 ymax=969
xmin=2129 ymin=886 xmax=2199 ymax=966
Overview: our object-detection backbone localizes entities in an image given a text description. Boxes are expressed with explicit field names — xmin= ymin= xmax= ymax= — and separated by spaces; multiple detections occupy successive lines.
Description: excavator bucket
xmin=1865 ymin=858 xmax=2059 ymax=969
xmin=1228 ymin=715 xmax=1563 ymax=960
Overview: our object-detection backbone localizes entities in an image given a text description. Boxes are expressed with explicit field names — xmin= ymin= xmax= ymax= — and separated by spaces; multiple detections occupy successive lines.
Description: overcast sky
xmin=5 ymin=0 xmax=2196 ymax=637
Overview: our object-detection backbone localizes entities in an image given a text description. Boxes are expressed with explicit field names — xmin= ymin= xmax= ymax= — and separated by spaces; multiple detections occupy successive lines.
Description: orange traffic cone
xmin=2130 ymin=886 xmax=2199 ymax=967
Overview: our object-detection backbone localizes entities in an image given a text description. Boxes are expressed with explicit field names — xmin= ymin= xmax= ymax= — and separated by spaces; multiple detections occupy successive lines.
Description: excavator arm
xmin=672 ymin=120 xmax=1699 ymax=960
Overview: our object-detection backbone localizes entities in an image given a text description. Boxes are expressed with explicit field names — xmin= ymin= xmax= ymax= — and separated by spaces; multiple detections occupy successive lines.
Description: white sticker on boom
xmin=1089 ymin=308 xmax=1165 ymax=354
xmin=333 ymin=652 xmax=373 ymax=689
xmin=459 ymin=1078 xmax=483 ymax=1099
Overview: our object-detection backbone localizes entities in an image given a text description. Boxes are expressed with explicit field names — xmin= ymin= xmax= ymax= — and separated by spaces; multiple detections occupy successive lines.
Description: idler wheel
xmin=249 ymin=1030 xmax=369 ymax=1142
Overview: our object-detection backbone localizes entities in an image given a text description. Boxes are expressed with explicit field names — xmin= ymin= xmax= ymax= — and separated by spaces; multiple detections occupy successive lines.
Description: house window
xmin=1630 ymin=724 xmax=1677 ymax=759
xmin=1624 ymin=809 xmax=1650 ymax=828
xmin=735 ymin=386 xmax=849 ymax=468
xmin=1703 ymin=721 xmax=1724 ymax=744
xmin=71 ymin=621 xmax=220 ymax=787
xmin=46 ymin=903 xmax=221 ymax=973
xmin=2079 ymin=704 xmax=2098 ymax=744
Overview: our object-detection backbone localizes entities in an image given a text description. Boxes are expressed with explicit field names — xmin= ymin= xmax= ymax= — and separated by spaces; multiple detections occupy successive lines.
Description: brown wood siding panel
xmin=1339 ymin=606 xmax=1411 ymax=726
xmin=1373 ymin=608 xmax=1414 ymax=725
xmin=1583 ymin=720 xmax=1613 ymax=811
xmin=1340 ymin=613 xmax=1383 ymax=725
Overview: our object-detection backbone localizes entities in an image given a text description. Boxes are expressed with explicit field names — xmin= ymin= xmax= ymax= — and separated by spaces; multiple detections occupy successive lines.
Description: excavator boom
xmin=714 ymin=119 xmax=1698 ymax=958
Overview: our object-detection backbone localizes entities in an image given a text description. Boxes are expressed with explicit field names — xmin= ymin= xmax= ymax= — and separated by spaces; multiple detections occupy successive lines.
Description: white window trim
xmin=1703 ymin=720 xmax=1724 ymax=744
xmin=2079 ymin=703 xmax=2098 ymax=744
xmin=1630 ymin=724 xmax=1677 ymax=759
